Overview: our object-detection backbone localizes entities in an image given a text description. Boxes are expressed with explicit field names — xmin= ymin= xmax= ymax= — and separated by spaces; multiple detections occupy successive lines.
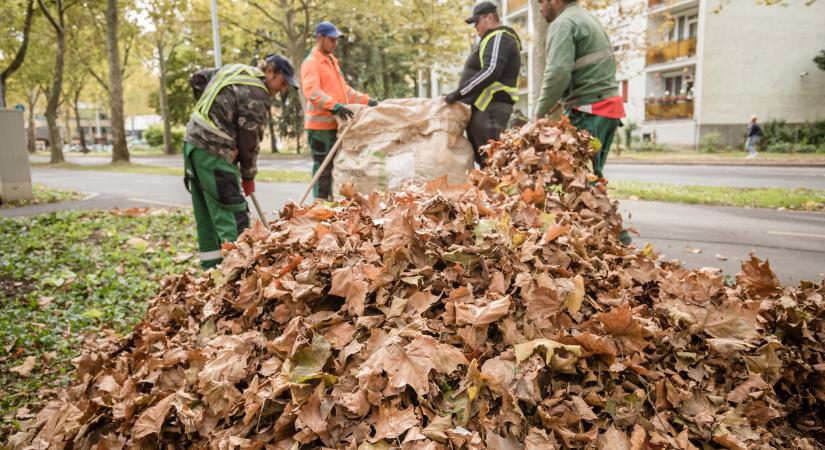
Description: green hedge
xmin=761 ymin=120 xmax=825 ymax=153
xmin=144 ymin=125 xmax=184 ymax=151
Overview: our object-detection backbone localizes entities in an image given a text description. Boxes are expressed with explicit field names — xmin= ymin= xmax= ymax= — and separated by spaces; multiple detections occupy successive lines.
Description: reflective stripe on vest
xmin=572 ymin=47 xmax=614 ymax=71
xmin=192 ymin=64 xmax=267 ymax=136
xmin=475 ymin=29 xmax=521 ymax=112
xmin=474 ymin=82 xmax=520 ymax=111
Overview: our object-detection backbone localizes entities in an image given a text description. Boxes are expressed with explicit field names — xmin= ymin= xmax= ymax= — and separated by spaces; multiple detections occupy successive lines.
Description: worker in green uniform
xmin=535 ymin=0 xmax=631 ymax=244
xmin=183 ymin=54 xmax=297 ymax=269
xmin=535 ymin=0 xmax=626 ymax=181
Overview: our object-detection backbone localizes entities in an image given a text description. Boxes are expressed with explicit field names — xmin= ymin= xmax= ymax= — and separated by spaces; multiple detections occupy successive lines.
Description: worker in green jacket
xmin=535 ymin=0 xmax=626 ymax=182
xmin=183 ymin=55 xmax=297 ymax=269
xmin=535 ymin=0 xmax=631 ymax=244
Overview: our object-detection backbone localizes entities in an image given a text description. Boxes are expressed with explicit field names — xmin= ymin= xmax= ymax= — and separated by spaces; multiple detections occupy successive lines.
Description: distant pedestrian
xmin=745 ymin=115 xmax=763 ymax=159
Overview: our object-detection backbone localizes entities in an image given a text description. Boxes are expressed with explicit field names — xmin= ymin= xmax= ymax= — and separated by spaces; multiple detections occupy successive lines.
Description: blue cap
xmin=315 ymin=21 xmax=342 ymax=38
xmin=264 ymin=54 xmax=298 ymax=88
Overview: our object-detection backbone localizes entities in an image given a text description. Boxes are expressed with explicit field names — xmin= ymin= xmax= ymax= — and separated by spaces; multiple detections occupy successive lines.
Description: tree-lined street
xmin=5 ymin=167 xmax=823 ymax=285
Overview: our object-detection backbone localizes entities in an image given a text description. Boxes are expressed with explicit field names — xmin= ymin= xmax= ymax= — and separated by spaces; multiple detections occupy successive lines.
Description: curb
xmin=610 ymin=159 xmax=825 ymax=167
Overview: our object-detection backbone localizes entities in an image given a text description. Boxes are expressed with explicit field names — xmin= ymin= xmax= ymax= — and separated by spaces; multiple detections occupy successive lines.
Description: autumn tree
xmin=37 ymin=0 xmax=72 ymax=163
xmin=0 ymin=0 xmax=36 ymax=108
xmin=141 ymin=0 xmax=188 ymax=154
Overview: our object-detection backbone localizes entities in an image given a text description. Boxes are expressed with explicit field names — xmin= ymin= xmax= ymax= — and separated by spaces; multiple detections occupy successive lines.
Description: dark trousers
xmin=467 ymin=102 xmax=513 ymax=167
xmin=183 ymin=142 xmax=249 ymax=269
xmin=307 ymin=129 xmax=338 ymax=200
xmin=568 ymin=109 xmax=620 ymax=179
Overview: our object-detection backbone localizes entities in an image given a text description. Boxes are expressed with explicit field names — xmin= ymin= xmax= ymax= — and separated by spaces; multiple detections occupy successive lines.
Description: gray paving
xmin=31 ymin=155 xmax=825 ymax=189
xmin=4 ymin=168 xmax=824 ymax=285
xmin=29 ymin=154 xmax=314 ymax=171
xmin=605 ymin=164 xmax=825 ymax=189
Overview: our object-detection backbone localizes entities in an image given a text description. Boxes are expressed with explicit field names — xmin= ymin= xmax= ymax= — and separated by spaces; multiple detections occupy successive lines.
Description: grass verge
xmin=613 ymin=150 xmax=825 ymax=164
xmin=32 ymin=162 xmax=311 ymax=183
xmin=1 ymin=184 xmax=84 ymax=209
xmin=0 ymin=209 xmax=196 ymax=434
xmin=610 ymin=180 xmax=825 ymax=211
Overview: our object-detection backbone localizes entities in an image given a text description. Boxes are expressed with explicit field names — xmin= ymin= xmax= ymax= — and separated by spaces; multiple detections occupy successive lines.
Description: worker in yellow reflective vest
xmin=445 ymin=1 xmax=521 ymax=167
xmin=183 ymin=55 xmax=297 ymax=269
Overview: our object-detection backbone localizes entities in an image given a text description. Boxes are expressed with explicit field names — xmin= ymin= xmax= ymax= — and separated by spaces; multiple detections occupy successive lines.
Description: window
xmin=664 ymin=75 xmax=683 ymax=96
xmin=668 ymin=13 xmax=699 ymax=41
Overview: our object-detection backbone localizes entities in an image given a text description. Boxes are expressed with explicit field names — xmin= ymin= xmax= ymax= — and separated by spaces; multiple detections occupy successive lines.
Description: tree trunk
xmin=380 ymin=51 xmax=390 ymax=100
xmin=530 ymin=4 xmax=549 ymax=119
xmin=106 ymin=0 xmax=129 ymax=163
xmin=157 ymin=38 xmax=174 ymax=154
xmin=74 ymin=93 xmax=88 ymax=152
xmin=269 ymin=106 xmax=278 ymax=153
xmin=45 ymin=28 xmax=66 ymax=163
xmin=26 ymin=90 xmax=38 ymax=153
xmin=64 ymin=105 xmax=72 ymax=148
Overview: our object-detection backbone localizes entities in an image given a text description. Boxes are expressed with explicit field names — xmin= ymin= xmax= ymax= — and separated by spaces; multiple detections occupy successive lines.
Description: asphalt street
xmin=606 ymin=164 xmax=825 ymax=189
xmin=29 ymin=154 xmax=314 ymax=172
xmin=6 ymin=168 xmax=824 ymax=285
xmin=29 ymin=154 xmax=825 ymax=189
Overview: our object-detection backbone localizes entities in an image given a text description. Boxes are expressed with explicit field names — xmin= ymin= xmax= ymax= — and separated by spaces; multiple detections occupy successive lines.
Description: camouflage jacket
xmin=184 ymin=83 xmax=271 ymax=180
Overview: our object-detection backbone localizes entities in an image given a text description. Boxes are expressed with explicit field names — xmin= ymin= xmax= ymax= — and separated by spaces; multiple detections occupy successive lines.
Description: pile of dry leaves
xmin=10 ymin=119 xmax=824 ymax=449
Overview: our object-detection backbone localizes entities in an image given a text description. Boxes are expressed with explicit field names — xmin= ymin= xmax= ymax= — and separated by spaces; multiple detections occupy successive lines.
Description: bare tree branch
xmin=37 ymin=0 xmax=62 ymax=32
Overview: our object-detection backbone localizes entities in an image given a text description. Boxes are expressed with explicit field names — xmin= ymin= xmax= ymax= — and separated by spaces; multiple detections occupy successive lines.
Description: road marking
xmin=128 ymin=198 xmax=191 ymax=208
xmin=768 ymin=230 xmax=825 ymax=240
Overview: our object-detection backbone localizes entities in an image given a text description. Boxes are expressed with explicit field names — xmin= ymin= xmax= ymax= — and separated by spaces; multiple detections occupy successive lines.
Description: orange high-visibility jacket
xmin=301 ymin=47 xmax=371 ymax=131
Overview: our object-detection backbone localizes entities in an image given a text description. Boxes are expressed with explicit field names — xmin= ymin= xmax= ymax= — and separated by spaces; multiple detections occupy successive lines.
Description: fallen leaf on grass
xmin=10 ymin=356 xmax=36 ymax=377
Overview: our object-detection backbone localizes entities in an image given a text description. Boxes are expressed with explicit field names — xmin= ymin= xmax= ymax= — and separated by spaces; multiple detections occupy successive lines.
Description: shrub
xmin=765 ymin=143 xmax=823 ymax=153
xmin=699 ymin=132 xmax=722 ymax=153
xmin=144 ymin=125 xmax=184 ymax=151
xmin=633 ymin=141 xmax=668 ymax=152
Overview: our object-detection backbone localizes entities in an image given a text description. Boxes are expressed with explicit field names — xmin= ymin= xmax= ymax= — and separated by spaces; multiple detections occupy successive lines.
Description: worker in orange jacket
xmin=301 ymin=21 xmax=376 ymax=199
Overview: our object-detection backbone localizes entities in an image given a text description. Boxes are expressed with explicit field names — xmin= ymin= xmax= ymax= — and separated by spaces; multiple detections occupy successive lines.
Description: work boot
xmin=619 ymin=230 xmax=632 ymax=245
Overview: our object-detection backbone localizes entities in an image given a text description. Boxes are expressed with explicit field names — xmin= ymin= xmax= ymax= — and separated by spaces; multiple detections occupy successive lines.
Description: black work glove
xmin=332 ymin=104 xmax=354 ymax=120
xmin=444 ymin=91 xmax=461 ymax=105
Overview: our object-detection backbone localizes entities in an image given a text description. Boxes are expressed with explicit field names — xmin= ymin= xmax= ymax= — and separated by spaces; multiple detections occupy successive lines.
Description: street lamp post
xmin=210 ymin=0 xmax=222 ymax=68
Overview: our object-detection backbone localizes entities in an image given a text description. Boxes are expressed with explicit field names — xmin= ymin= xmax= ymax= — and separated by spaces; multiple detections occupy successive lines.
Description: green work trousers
xmin=183 ymin=142 xmax=249 ymax=269
xmin=569 ymin=110 xmax=620 ymax=179
xmin=307 ymin=129 xmax=338 ymax=200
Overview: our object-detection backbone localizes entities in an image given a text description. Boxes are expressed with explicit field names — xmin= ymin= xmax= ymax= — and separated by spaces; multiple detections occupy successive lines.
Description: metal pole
xmin=210 ymin=0 xmax=222 ymax=68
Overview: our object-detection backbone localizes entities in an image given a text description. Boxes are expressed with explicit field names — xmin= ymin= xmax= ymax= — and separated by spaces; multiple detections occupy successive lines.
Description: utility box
xmin=0 ymin=109 xmax=33 ymax=204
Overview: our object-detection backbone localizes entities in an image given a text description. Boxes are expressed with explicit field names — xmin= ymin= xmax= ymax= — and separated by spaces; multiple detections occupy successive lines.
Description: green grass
xmin=32 ymin=162 xmax=311 ymax=183
xmin=1 ymin=184 xmax=84 ymax=209
xmin=613 ymin=149 xmax=825 ymax=163
xmin=610 ymin=180 xmax=825 ymax=211
xmin=0 ymin=209 xmax=196 ymax=432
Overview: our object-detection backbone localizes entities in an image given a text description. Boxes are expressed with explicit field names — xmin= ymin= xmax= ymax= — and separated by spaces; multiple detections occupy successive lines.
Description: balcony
xmin=645 ymin=99 xmax=694 ymax=121
xmin=646 ymin=37 xmax=696 ymax=65
xmin=648 ymin=0 xmax=699 ymax=12
xmin=507 ymin=0 xmax=527 ymax=14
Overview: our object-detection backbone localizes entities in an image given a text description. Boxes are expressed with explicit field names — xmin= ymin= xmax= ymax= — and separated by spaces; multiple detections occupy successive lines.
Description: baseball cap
xmin=465 ymin=1 xmax=498 ymax=24
xmin=315 ymin=21 xmax=342 ymax=38
xmin=264 ymin=54 xmax=298 ymax=88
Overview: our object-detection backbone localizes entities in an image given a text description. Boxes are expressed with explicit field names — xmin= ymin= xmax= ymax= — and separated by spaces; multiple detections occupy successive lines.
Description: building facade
xmin=627 ymin=0 xmax=825 ymax=147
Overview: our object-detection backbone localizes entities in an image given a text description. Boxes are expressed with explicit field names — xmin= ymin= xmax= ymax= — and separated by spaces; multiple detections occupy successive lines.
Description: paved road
xmin=30 ymin=155 xmax=825 ymax=189
xmin=605 ymin=164 xmax=825 ymax=189
xmin=29 ymin=154 xmax=314 ymax=171
xmin=5 ymin=168 xmax=824 ymax=285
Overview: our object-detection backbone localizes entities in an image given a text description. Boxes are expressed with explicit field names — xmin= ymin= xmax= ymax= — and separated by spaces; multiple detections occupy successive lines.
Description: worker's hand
xmin=444 ymin=91 xmax=461 ymax=105
xmin=241 ymin=179 xmax=255 ymax=196
xmin=368 ymin=99 xmax=378 ymax=107
xmin=332 ymin=104 xmax=354 ymax=120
